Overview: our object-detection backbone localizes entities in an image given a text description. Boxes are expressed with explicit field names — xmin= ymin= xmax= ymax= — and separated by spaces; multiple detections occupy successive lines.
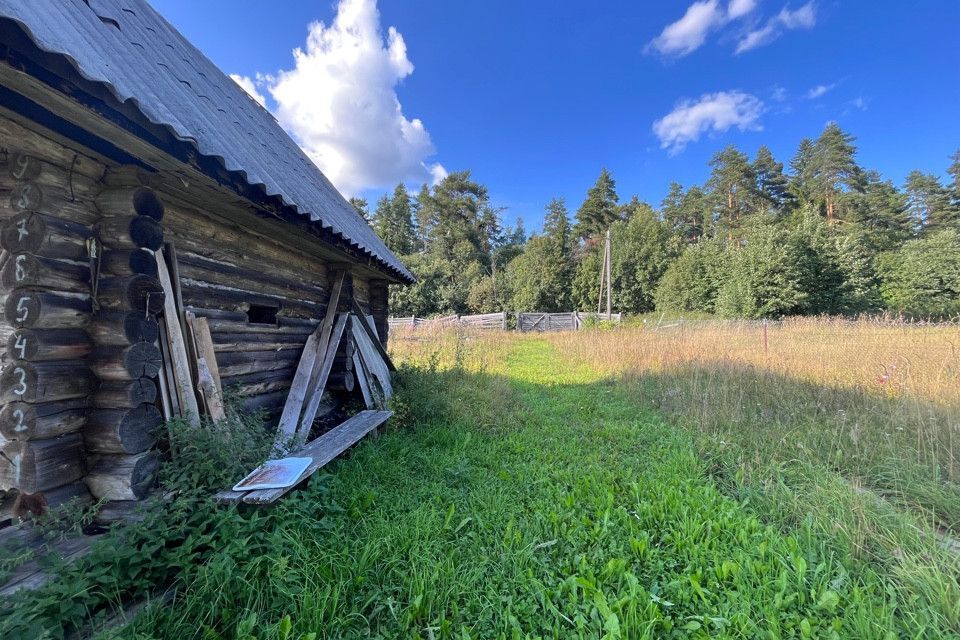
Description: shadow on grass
xmin=616 ymin=362 xmax=960 ymax=530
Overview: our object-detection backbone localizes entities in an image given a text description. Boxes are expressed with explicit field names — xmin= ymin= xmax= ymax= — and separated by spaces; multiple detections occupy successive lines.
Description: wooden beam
xmin=243 ymin=410 xmax=391 ymax=505
xmin=188 ymin=314 xmax=225 ymax=423
xmin=275 ymin=271 xmax=345 ymax=443
xmin=351 ymin=342 xmax=374 ymax=410
xmin=349 ymin=298 xmax=395 ymax=371
xmin=351 ymin=315 xmax=393 ymax=396
xmin=296 ymin=313 xmax=348 ymax=439
xmin=155 ymin=250 xmax=200 ymax=426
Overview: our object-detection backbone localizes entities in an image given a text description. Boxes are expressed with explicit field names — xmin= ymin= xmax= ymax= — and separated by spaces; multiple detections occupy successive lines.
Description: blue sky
xmin=153 ymin=0 xmax=960 ymax=232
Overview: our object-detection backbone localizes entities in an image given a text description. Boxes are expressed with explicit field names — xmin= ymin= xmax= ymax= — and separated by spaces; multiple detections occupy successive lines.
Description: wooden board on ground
xmin=245 ymin=410 xmax=391 ymax=504
xmin=0 ymin=534 xmax=93 ymax=596
xmin=215 ymin=410 xmax=391 ymax=505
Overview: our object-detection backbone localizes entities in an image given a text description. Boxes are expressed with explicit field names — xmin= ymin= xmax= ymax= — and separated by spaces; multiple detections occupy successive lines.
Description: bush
xmin=654 ymin=239 xmax=727 ymax=313
xmin=715 ymin=224 xmax=808 ymax=318
xmin=876 ymin=229 xmax=960 ymax=318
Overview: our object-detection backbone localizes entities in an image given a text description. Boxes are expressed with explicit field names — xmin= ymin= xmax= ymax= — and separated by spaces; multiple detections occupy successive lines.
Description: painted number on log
xmin=13 ymin=334 xmax=27 ymax=359
xmin=12 ymin=367 xmax=27 ymax=396
xmin=16 ymin=217 xmax=29 ymax=241
xmin=12 ymin=408 xmax=26 ymax=432
xmin=16 ymin=296 xmax=30 ymax=323
xmin=14 ymin=255 xmax=26 ymax=282
xmin=9 ymin=153 xmax=40 ymax=180
xmin=11 ymin=183 xmax=42 ymax=212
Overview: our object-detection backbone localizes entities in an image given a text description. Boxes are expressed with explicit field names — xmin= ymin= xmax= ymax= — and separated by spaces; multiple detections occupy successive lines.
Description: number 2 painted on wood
xmin=12 ymin=409 xmax=26 ymax=432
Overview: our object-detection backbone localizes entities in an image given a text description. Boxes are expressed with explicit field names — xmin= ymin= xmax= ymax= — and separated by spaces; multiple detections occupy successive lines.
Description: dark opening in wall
xmin=247 ymin=304 xmax=279 ymax=325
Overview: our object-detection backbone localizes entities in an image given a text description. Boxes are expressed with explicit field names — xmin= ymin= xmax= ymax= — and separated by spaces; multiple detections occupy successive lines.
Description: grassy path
xmin=128 ymin=338 xmax=923 ymax=638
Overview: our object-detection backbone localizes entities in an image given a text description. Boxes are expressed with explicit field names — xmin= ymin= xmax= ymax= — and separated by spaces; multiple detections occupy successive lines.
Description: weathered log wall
xmin=0 ymin=116 xmax=104 ymax=508
xmin=85 ymin=174 xmax=166 ymax=506
xmin=0 ymin=109 xmax=395 ymax=526
xmin=157 ymin=198 xmax=393 ymax=417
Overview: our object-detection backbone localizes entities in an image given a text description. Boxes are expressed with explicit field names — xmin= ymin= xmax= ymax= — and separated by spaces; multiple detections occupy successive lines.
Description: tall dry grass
xmin=550 ymin=318 xmax=960 ymax=488
xmin=389 ymin=318 xmax=960 ymax=628
xmin=549 ymin=318 xmax=960 ymax=527
xmin=553 ymin=318 xmax=960 ymax=627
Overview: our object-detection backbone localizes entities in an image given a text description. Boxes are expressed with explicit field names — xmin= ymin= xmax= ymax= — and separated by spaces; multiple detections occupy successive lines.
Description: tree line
xmin=351 ymin=123 xmax=960 ymax=319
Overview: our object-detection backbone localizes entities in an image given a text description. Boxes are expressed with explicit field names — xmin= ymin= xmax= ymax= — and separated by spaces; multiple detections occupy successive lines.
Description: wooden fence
xmin=388 ymin=311 xmax=620 ymax=333
xmin=388 ymin=312 xmax=507 ymax=331
xmin=516 ymin=312 xmax=622 ymax=332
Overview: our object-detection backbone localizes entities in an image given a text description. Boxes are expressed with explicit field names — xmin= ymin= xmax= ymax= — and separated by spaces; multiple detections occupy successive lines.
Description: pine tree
xmin=371 ymin=194 xmax=394 ymax=251
xmin=810 ymin=123 xmax=861 ymax=222
xmin=707 ymin=145 xmax=756 ymax=234
xmin=543 ymin=200 xmax=570 ymax=247
xmin=681 ymin=186 xmax=709 ymax=241
xmin=508 ymin=199 xmax=574 ymax=311
xmin=948 ymin=149 xmax=960 ymax=208
xmin=477 ymin=204 xmax=504 ymax=255
xmin=388 ymin=183 xmax=416 ymax=255
xmin=905 ymin=171 xmax=958 ymax=233
xmin=850 ymin=170 xmax=912 ymax=252
xmin=574 ymin=168 xmax=620 ymax=240
xmin=414 ymin=184 xmax=433 ymax=252
xmin=788 ymin=137 xmax=816 ymax=206
xmin=348 ymin=197 xmax=370 ymax=221
xmin=509 ymin=217 xmax=527 ymax=246
xmin=752 ymin=145 xmax=789 ymax=214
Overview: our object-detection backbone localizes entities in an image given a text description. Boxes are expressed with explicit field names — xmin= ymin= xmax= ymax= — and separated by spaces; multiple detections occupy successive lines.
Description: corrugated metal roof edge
xmin=2 ymin=15 xmax=415 ymax=285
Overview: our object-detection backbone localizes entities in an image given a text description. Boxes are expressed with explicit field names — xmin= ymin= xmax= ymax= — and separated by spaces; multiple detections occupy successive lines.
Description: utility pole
xmin=605 ymin=228 xmax=612 ymax=320
xmin=596 ymin=228 xmax=613 ymax=319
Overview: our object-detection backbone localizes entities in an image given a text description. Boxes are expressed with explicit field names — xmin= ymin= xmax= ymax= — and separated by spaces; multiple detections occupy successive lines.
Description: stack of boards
xmin=215 ymin=310 xmax=395 ymax=505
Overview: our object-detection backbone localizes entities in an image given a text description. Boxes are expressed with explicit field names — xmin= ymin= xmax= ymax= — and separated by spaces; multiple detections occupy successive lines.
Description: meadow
xmin=2 ymin=318 xmax=959 ymax=638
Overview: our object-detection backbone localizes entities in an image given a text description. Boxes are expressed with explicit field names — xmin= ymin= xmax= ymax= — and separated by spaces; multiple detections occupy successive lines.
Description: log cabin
xmin=0 ymin=1 xmax=412 ymax=523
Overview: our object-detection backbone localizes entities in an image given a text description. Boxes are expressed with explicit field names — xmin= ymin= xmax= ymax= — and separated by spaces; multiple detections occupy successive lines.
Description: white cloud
xmin=653 ymin=91 xmax=764 ymax=153
xmin=806 ymin=83 xmax=835 ymax=99
xmin=727 ymin=0 xmax=758 ymax=20
xmin=230 ymin=74 xmax=267 ymax=107
xmin=850 ymin=96 xmax=868 ymax=111
xmin=647 ymin=0 xmax=724 ymax=57
xmin=736 ymin=2 xmax=817 ymax=53
xmin=771 ymin=85 xmax=787 ymax=101
xmin=777 ymin=3 xmax=817 ymax=29
xmin=239 ymin=0 xmax=443 ymax=197
xmin=647 ymin=0 xmax=762 ymax=57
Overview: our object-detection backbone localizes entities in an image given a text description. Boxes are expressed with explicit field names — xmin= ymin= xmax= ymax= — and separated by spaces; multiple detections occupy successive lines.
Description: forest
xmin=352 ymin=123 xmax=960 ymax=319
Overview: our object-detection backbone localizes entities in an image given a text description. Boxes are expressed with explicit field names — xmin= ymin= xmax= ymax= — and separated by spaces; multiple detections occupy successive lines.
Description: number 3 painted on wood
xmin=12 ymin=367 xmax=27 ymax=396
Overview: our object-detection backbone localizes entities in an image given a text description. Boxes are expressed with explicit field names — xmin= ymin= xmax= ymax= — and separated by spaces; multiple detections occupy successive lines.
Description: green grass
xmin=3 ymin=335 xmax=956 ymax=638
xmin=123 ymin=338 xmax=950 ymax=637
